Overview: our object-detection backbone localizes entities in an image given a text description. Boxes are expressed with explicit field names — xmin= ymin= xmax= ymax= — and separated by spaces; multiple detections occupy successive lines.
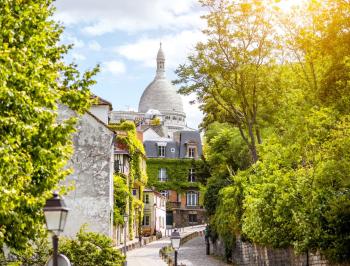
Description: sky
xmin=54 ymin=0 xmax=207 ymax=129
xmin=53 ymin=0 xmax=302 ymax=129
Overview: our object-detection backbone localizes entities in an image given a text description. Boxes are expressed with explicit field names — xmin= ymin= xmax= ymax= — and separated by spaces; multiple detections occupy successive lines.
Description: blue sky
xmin=54 ymin=0 xmax=207 ymax=129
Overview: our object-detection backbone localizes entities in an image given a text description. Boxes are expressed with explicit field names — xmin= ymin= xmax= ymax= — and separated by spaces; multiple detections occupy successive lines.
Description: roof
xmin=91 ymin=94 xmax=113 ymax=110
xmin=144 ymin=187 xmax=166 ymax=198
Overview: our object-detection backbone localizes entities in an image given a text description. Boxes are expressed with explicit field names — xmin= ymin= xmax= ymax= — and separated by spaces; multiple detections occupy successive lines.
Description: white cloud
xmin=115 ymin=30 xmax=206 ymax=69
xmin=183 ymin=95 xmax=203 ymax=130
xmin=62 ymin=34 xmax=85 ymax=48
xmin=103 ymin=60 xmax=126 ymax=75
xmin=71 ymin=52 xmax=86 ymax=61
xmin=88 ymin=40 xmax=102 ymax=51
xmin=54 ymin=0 xmax=205 ymax=35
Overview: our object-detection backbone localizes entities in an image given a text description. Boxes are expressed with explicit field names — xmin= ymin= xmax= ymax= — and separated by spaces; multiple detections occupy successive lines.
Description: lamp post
xmin=153 ymin=203 xmax=157 ymax=235
xmin=137 ymin=206 xmax=142 ymax=246
xmin=170 ymin=229 xmax=181 ymax=266
xmin=43 ymin=192 xmax=69 ymax=266
xmin=123 ymin=214 xmax=128 ymax=266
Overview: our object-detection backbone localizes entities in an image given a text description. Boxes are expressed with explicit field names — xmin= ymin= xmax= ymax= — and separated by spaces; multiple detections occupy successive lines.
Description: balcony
xmin=167 ymin=201 xmax=181 ymax=209
xmin=185 ymin=205 xmax=203 ymax=209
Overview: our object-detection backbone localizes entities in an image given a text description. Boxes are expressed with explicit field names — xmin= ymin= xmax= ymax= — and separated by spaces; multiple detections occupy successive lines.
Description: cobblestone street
xmin=178 ymin=236 xmax=230 ymax=266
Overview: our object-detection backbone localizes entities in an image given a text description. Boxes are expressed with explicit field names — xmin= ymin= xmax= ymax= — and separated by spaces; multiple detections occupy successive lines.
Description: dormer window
xmin=158 ymin=146 xmax=165 ymax=157
xmin=188 ymin=147 xmax=196 ymax=158
xmin=157 ymin=142 xmax=166 ymax=157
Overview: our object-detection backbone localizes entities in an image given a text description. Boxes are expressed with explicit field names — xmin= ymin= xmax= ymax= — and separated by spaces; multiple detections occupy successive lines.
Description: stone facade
xmin=211 ymin=235 xmax=339 ymax=266
xmin=172 ymin=208 xmax=206 ymax=228
xmin=58 ymin=105 xmax=114 ymax=237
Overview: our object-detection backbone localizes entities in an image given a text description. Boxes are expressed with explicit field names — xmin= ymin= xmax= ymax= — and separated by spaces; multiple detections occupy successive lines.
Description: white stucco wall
xmin=89 ymin=105 xmax=110 ymax=124
xmin=58 ymin=105 xmax=114 ymax=238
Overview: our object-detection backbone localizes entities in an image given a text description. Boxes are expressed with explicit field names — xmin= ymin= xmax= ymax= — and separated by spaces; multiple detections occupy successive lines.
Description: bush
xmin=59 ymin=226 xmax=125 ymax=266
xmin=1 ymin=226 xmax=125 ymax=266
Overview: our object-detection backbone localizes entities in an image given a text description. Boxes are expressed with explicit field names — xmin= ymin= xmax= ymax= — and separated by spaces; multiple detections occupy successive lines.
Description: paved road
xmin=127 ymin=226 xmax=208 ymax=266
xmin=178 ymin=236 xmax=229 ymax=266
xmin=127 ymin=237 xmax=169 ymax=266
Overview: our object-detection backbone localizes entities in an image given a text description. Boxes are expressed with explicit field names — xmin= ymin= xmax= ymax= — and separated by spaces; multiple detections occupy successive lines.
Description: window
xmin=132 ymin=189 xmax=137 ymax=196
xmin=170 ymin=147 xmax=176 ymax=153
xmin=189 ymin=214 xmax=198 ymax=223
xmin=188 ymin=168 xmax=196 ymax=182
xmin=158 ymin=145 xmax=165 ymax=157
xmin=114 ymin=154 xmax=124 ymax=173
xmin=161 ymin=190 xmax=169 ymax=199
xmin=188 ymin=147 xmax=196 ymax=158
xmin=158 ymin=168 xmax=167 ymax=182
xmin=186 ymin=191 xmax=198 ymax=206
xmin=143 ymin=215 xmax=150 ymax=226
xmin=144 ymin=194 xmax=149 ymax=204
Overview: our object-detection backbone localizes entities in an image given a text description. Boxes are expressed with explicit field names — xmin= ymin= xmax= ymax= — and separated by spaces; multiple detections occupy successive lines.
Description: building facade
xmin=111 ymin=45 xmax=206 ymax=228
xmin=58 ymin=101 xmax=114 ymax=238
xmin=142 ymin=188 xmax=166 ymax=236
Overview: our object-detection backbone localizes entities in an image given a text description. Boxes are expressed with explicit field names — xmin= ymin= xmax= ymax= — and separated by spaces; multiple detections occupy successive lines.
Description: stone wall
xmin=58 ymin=105 xmax=114 ymax=238
xmin=211 ymin=235 xmax=346 ymax=266
xmin=173 ymin=209 xmax=206 ymax=227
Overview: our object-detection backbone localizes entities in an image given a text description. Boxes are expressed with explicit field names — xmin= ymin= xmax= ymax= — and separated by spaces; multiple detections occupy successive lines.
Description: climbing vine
xmin=109 ymin=122 xmax=147 ymax=239
xmin=146 ymin=158 xmax=203 ymax=192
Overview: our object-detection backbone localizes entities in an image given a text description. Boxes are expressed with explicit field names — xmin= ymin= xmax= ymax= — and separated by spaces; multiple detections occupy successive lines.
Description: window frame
xmin=188 ymin=168 xmax=196 ymax=182
xmin=158 ymin=145 xmax=165 ymax=157
xmin=189 ymin=214 xmax=198 ymax=223
xmin=188 ymin=147 xmax=196 ymax=158
xmin=186 ymin=191 xmax=198 ymax=206
xmin=158 ymin=168 xmax=167 ymax=182
xmin=144 ymin=194 xmax=149 ymax=204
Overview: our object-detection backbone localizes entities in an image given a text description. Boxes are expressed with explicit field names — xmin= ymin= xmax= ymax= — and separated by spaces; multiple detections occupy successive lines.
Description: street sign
xmin=45 ymin=254 xmax=71 ymax=266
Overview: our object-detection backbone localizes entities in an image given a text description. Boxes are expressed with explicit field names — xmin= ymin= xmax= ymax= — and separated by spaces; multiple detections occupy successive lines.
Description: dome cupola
xmin=138 ymin=44 xmax=185 ymax=118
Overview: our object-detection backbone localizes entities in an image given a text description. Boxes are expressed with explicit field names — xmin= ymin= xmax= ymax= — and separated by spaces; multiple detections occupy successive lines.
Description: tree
xmin=175 ymin=0 xmax=281 ymax=162
xmin=203 ymin=122 xmax=250 ymax=216
xmin=0 ymin=0 xmax=98 ymax=250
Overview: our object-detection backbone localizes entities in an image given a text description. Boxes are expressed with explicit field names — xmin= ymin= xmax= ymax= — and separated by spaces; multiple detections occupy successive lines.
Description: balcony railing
xmin=185 ymin=205 xmax=203 ymax=209
xmin=167 ymin=201 xmax=181 ymax=209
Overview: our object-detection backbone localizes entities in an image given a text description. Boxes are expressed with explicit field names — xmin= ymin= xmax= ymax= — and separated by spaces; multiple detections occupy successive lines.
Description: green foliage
xmin=0 ymin=0 xmax=97 ymax=250
xmin=203 ymin=123 xmax=250 ymax=216
xmin=175 ymin=0 xmax=282 ymax=162
xmin=192 ymin=0 xmax=350 ymax=263
xmin=109 ymin=121 xmax=147 ymax=238
xmin=113 ymin=174 xmax=130 ymax=226
xmin=146 ymin=158 xmax=203 ymax=192
xmin=60 ymin=226 xmax=125 ymax=266
xmin=0 ymin=232 xmax=51 ymax=266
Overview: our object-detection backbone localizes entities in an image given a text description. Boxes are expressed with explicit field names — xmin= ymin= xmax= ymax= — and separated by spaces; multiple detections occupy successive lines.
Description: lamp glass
xmin=59 ymin=209 xmax=68 ymax=232
xmin=44 ymin=210 xmax=61 ymax=232
xmin=171 ymin=238 xmax=181 ymax=250
xmin=123 ymin=214 xmax=128 ymax=224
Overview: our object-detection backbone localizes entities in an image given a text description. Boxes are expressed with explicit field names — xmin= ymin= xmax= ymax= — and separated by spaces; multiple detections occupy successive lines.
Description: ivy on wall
xmin=146 ymin=158 xmax=203 ymax=192
xmin=109 ymin=122 xmax=148 ymax=239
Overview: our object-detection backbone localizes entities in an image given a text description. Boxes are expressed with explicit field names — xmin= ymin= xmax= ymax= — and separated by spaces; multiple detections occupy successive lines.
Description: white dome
xmin=139 ymin=78 xmax=184 ymax=114
xmin=138 ymin=45 xmax=184 ymax=115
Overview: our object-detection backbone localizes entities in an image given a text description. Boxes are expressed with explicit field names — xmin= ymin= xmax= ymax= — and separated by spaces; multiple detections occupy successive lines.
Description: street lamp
xmin=170 ymin=229 xmax=181 ymax=266
xmin=123 ymin=214 xmax=128 ymax=266
xmin=43 ymin=192 xmax=69 ymax=266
